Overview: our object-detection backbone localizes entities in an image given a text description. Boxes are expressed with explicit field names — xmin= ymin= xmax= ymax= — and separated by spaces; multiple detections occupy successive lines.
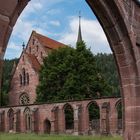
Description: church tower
xmin=77 ymin=11 xmax=83 ymax=43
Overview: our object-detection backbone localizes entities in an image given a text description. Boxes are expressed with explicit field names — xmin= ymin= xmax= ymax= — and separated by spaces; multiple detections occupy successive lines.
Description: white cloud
xmin=59 ymin=17 xmax=112 ymax=54
xmin=46 ymin=9 xmax=61 ymax=15
xmin=49 ymin=20 xmax=60 ymax=26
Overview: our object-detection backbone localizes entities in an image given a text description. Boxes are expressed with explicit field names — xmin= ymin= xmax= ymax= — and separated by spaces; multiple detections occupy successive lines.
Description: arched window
xmin=24 ymin=108 xmax=31 ymax=132
xmin=8 ymin=109 xmax=14 ymax=131
xmin=19 ymin=74 xmax=22 ymax=86
xmin=36 ymin=45 xmax=39 ymax=52
xmin=64 ymin=104 xmax=74 ymax=130
xmin=32 ymin=39 xmax=35 ymax=45
xmin=26 ymin=73 xmax=29 ymax=85
xmin=22 ymin=68 xmax=26 ymax=85
xmin=88 ymin=102 xmax=100 ymax=133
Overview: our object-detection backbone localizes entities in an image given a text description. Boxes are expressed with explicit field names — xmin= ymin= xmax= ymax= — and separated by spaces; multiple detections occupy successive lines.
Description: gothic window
xmin=20 ymin=68 xmax=29 ymax=86
xmin=8 ymin=109 xmax=14 ymax=131
xmin=26 ymin=73 xmax=29 ymax=85
xmin=22 ymin=68 xmax=26 ymax=86
xmin=36 ymin=45 xmax=39 ymax=52
xmin=19 ymin=93 xmax=30 ymax=105
xmin=32 ymin=39 xmax=35 ymax=45
xmin=24 ymin=108 xmax=31 ymax=131
xmin=19 ymin=74 xmax=22 ymax=86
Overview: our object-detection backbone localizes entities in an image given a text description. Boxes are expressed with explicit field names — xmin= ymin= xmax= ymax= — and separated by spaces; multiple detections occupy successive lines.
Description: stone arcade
xmin=0 ymin=0 xmax=140 ymax=139
xmin=0 ymin=29 xmax=123 ymax=135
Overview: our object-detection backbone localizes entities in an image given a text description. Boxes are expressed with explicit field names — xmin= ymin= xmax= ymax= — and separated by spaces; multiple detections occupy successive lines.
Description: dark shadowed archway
xmin=44 ymin=119 xmax=51 ymax=134
xmin=0 ymin=0 xmax=140 ymax=139
xmin=7 ymin=108 xmax=14 ymax=131
xmin=115 ymin=99 xmax=123 ymax=134
xmin=88 ymin=101 xmax=100 ymax=134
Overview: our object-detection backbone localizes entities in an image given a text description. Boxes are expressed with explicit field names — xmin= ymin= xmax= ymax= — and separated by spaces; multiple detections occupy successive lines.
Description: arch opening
xmin=8 ymin=109 xmax=14 ymax=131
xmin=24 ymin=108 xmax=32 ymax=132
xmin=88 ymin=102 xmax=100 ymax=134
xmin=64 ymin=104 xmax=74 ymax=131
xmin=44 ymin=119 xmax=51 ymax=134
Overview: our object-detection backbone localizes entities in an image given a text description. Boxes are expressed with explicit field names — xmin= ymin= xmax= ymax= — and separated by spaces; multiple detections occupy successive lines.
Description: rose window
xmin=20 ymin=93 xmax=30 ymax=105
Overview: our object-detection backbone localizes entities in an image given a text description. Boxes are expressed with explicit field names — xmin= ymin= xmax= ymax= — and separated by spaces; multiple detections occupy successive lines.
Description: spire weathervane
xmin=77 ymin=11 xmax=82 ymax=44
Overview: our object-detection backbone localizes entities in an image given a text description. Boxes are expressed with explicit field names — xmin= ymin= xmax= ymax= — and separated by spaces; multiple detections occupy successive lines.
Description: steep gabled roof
xmin=34 ymin=32 xmax=66 ymax=49
xmin=26 ymin=53 xmax=41 ymax=72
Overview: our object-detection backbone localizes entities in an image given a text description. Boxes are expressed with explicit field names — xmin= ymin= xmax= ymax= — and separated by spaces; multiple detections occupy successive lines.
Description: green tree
xmin=36 ymin=41 xmax=112 ymax=103
xmin=1 ymin=58 xmax=18 ymax=105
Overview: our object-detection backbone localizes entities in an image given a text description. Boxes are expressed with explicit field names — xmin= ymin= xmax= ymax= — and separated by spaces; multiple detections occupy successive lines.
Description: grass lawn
xmin=0 ymin=133 xmax=123 ymax=140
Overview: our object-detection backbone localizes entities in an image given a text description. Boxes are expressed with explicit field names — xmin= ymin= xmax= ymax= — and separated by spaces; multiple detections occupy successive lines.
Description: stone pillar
xmin=31 ymin=111 xmax=34 ymax=132
xmin=20 ymin=110 xmax=25 ymax=132
xmin=51 ymin=107 xmax=56 ymax=134
xmin=73 ymin=105 xmax=80 ymax=135
xmin=81 ymin=104 xmax=89 ymax=134
xmin=100 ymin=102 xmax=110 ymax=135
xmin=109 ymin=101 xmax=118 ymax=135
xmin=50 ymin=120 xmax=55 ymax=134
xmin=32 ymin=108 xmax=39 ymax=133
xmin=13 ymin=112 xmax=17 ymax=132
xmin=5 ymin=110 xmax=9 ymax=132
xmin=58 ymin=107 xmax=65 ymax=133
xmin=16 ymin=109 xmax=21 ymax=132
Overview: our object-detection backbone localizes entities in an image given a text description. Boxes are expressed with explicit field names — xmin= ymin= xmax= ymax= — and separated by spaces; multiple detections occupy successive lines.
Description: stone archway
xmin=115 ymin=99 xmax=123 ymax=135
xmin=7 ymin=108 xmax=14 ymax=131
xmin=87 ymin=101 xmax=100 ymax=134
xmin=86 ymin=0 xmax=140 ymax=140
xmin=44 ymin=119 xmax=51 ymax=134
xmin=0 ymin=0 xmax=140 ymax=139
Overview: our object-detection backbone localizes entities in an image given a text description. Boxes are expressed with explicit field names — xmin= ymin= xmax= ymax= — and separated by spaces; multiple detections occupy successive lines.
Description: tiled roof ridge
xmin=34 ymin=31 xmax=66 ymax=49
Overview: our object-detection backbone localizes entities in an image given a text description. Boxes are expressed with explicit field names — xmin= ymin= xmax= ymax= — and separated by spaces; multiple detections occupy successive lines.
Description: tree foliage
xmin=36 ymin=41 xmax=113 ymax=103
xmin=1 ymin=58 xmax=18 ymax=105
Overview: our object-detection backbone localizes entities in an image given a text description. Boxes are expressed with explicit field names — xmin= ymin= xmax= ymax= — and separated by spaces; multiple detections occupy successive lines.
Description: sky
xmin=4 ymin=0 xmax=112 ymax=59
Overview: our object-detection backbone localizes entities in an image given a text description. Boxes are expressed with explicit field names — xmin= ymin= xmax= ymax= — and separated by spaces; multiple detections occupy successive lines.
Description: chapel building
xmin=0 ymin=17 xmax=123 ymax=135
xmin=9 ymin=31 xmax=65 ymax=106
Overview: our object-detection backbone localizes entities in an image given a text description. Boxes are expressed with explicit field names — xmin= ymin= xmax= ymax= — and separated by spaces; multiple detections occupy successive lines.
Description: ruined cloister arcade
xmin=0 ymin=98 xmax=122 ymax=135
xmin=0 ymin=0 xmax=140 ymax=140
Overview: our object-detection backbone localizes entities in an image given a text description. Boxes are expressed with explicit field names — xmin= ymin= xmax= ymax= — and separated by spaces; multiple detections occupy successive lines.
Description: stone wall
xmin=0 ymin=97 xmax=122 ymax=135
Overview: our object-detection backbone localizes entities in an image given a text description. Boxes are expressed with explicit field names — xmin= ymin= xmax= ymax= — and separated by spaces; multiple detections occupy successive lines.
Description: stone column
xmin=100 ymin=102 xmax=110 ymax=135
xmin=51 ymin=108 xmax=56 ymax=134
xmin=31 ymin=111 xmax=34 ymax=132
xmin=13 ymin=112 xmax=17 ymax=132
xmin=58 ymin=107 xmax=65 ymax=133
xmin=109 ymin=101 xmax=118 ymax=135
xmin=81 ymin=104 xmax=89 ymax=134
xmin=20 ymin=110 xmax=25 ymax=132
xmin=73 ymin=105 xmax=80 ymax=135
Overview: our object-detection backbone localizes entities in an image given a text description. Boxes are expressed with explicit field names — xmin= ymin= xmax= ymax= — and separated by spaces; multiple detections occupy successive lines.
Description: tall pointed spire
xmin=77 ymin=11 xmax=82 ymax=44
